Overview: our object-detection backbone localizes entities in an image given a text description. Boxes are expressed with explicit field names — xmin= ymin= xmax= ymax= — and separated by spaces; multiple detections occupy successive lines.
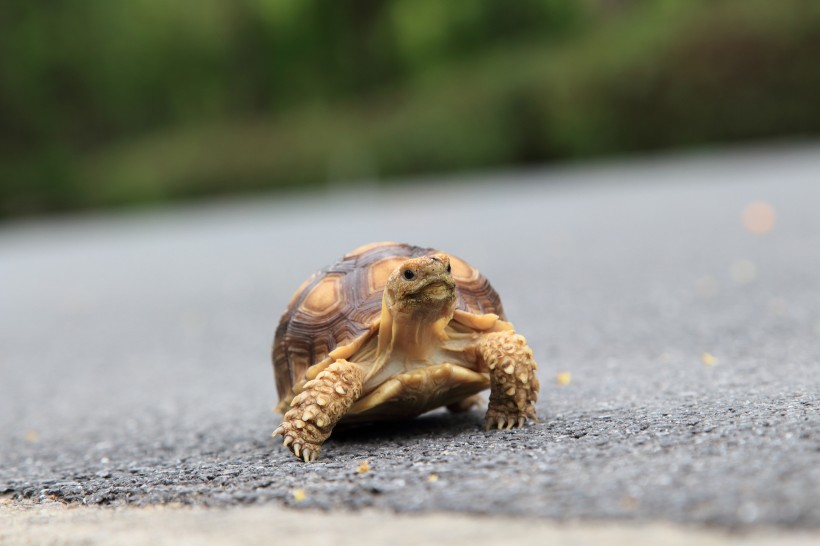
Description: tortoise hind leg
xmin=273 ymin=359 xmax=364 ymax=462
xmin=446 ymin=394 xmax=482 ymax=413
xmin=478 ymin=331 xmax=539 ymax=430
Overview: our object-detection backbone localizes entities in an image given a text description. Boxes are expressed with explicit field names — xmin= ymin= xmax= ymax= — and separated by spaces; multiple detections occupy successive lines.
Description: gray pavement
xmin=1 ymin=144 xmax=818 ymax=528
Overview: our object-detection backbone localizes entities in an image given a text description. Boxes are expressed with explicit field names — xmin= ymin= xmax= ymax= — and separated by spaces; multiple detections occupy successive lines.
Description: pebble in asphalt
xmin=0 ymin=146 xmax=818 ymax=528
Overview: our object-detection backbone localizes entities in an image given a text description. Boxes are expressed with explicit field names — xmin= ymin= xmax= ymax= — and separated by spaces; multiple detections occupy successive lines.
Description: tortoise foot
xmin=272 ymin=423 xmax=323 ymax=462
xmin=484 ymin=406 xmax=533 ymax=431
xmin=479 ymin=331 xmax=540 ymax=431
xmin=273 ymin=359 xmax=365 ymax=462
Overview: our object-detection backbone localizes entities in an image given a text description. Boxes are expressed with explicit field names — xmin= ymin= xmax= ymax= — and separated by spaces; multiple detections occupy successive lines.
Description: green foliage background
xmin=1 ymin=0 xmax=819 ymax=216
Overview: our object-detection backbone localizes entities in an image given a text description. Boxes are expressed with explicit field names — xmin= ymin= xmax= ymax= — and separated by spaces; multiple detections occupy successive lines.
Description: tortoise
xmin=272 ymin=242 xmax=539 ymax=462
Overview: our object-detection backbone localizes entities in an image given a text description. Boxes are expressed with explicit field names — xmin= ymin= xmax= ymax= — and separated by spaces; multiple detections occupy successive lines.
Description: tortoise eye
xmin=403 ymin=269 xmax=415 ymax=280
xmin=446 ymin=263 xmax=451 ymax=273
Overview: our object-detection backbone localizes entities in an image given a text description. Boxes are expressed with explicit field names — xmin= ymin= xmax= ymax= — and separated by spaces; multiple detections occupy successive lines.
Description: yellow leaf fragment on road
xmin=555 ymin=371 xmax=572 ymax=386
xmin=357 ymin=460 xmax=370 ymax=474
xmin=702 ymin=353 xmax=718 ymax=366
xmin=620 ymin=495 xmax=639 ymax=511
xmin=291 ymin=489 xmax=306 ymax=502
xmin=427 ymin=473 xmax=439 ymax=482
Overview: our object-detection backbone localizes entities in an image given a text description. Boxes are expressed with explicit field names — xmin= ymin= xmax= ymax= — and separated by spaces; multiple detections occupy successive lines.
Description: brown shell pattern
xmin=273 ymin=242 xmax=505 ymax=403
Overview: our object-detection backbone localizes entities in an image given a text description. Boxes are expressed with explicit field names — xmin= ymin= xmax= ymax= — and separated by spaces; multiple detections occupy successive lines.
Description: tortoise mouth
xmin=423 ymin=281 xmax=450 ymax=297
xmin=409 ymin=277 xmax=455 ymax=300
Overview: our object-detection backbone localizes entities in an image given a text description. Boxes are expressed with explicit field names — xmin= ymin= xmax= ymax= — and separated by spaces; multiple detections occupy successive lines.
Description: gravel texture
xmin=1 ymin=144 xmax=818 ymax=528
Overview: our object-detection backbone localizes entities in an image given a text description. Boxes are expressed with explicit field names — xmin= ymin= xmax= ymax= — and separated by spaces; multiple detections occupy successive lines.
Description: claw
xmin=272 ymin=426 xmax=285 ymax=437
xmin=283 ymin=435 xmax=294 ymax=447
xmin=302 ymin=448 xmax=312 ymax=462
xmin=293 ymin=442 xmax=302 ymax=458
xmin=485 ymin=413 xmax=531 ymax=431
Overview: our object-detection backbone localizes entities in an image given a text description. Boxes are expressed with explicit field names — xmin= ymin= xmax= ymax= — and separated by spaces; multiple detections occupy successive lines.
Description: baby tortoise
xmin=272 ymin=242 xmax=539 ymax=461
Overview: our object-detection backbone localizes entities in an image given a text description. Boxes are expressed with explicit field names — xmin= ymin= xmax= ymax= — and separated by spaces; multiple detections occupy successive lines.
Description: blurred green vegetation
xmin=1 ymin=0 xmax=820 ymax=217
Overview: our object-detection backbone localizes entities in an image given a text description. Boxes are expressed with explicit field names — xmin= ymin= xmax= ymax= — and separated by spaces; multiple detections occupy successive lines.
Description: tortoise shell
xmin=273 ymin=242 xmax=505 ymax=404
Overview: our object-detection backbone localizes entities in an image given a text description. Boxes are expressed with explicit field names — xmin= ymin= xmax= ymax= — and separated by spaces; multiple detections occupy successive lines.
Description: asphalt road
xmin=1 ymin=144 xmax=818 ymax=529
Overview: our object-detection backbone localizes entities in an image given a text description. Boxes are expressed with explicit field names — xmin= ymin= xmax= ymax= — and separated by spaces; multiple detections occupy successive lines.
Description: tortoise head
xmin=384 ymin=254 xmax=456 ymax=321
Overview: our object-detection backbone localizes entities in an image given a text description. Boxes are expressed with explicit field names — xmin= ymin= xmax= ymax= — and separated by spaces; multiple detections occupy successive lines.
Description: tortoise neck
xmin=376 ymin=294 xmax=454 ymax=361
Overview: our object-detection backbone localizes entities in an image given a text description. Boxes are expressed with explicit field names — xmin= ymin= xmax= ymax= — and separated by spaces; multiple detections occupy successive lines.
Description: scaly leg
xmin=478 ymin=331 xmax=539 ymax=430
xmin=273 ymin=359 xmax=364 ymax=462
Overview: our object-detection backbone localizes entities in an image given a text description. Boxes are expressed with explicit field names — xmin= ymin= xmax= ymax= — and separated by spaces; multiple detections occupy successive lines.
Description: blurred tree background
xmin=1 ymin=0 xmax=819 ymax=217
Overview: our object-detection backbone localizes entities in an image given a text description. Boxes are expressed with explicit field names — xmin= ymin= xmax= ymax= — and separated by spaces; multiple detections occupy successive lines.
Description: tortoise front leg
xmin=273 ymin=359 xmax=364 ymax=462
xmin=478 ymin=331 xmax=540 ymax=430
